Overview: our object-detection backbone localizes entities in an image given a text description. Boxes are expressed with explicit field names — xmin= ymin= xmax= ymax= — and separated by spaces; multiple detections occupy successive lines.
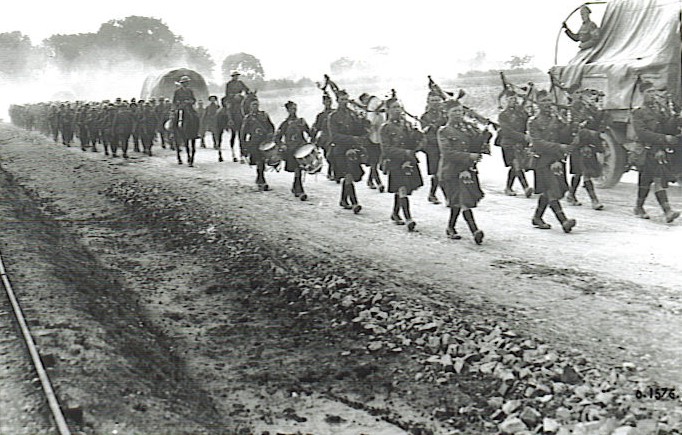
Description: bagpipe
xmin=428 ymin=75 xmax=500 ymax=130
xmin=498 ymin=71 xmax=536 ymax=114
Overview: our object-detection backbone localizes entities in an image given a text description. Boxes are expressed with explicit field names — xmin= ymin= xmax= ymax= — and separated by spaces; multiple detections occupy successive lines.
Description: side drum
xmin=294 ymin=144 xmax=323 ymax=174
xmin=259 ymin=141 xmax=283 ymax=168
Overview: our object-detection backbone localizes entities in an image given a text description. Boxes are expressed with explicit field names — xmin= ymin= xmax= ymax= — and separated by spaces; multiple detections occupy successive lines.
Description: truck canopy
xmin=555 ymin=0 xmax=681 ymax=110
xmin=140 ymin=68 xmax=210 ymax=103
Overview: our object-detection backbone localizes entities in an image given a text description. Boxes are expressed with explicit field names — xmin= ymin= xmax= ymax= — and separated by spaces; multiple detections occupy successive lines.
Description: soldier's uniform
xmin=497 ymin=97 xmax=532 ymax=197
xmin=566 ymin=95 xmax=607 ymax=209
xmin=437 ymin=112 xmax=486 ymax=244
xmin=420 ymin=103 xmax=447 ymax=203
xmin=225 ymin=76 xmax=250 ymax=100
xmin=380 ymin=115 xmax=424 ymax=231
xmin=311 ymin=99 xmax=335 ymax=180
xmin=112 ymin=105 xmax=135 ymax=158
xmin=631 ymin=87 xmax=681 ymax=222
xmin=240 ymin=106 xmax=275 ymax=190
xmin=202 ymin=98 xmax=220 ymax=150
xmin=328 ymin=100 xmax=367 ymax=213
xmin=275 ymin=110 xmax=311 ymax=200
xmin=527 ymin=101 xmax=577 ymax=232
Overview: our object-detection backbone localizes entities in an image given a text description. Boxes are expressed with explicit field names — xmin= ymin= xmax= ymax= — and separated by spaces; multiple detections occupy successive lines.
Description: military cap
xmin=179 ymin=75 xmax=191 ymax=83
xmin=208 ymin=95 xmax=218 ymax=101
xmin=231 ymin=71 xmax=241 ymax=77
xmin=284 ymin=101 xmax=296 ymax=110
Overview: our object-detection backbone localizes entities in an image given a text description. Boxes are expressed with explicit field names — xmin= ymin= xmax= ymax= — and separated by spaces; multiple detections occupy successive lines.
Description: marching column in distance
xmin=527 ymin=90 xmax=577 ymax=232
xmin=275 ymin=101 xmax=312 ymax=201
xmin=566 ymin=88 xmax=607 ymax=210
xmin=328 ymin=90 xmax=367 ymax=214
xmin=240 ymin=98 xmax=275 ymax=191
xmin=631 ymin=81 xmax=681 ymax=222
xmin=497 ymin=90 xmax=533 ymax=197
xmin=420 ymin=91 xmax=447 ymax=204
xmin=379 ymin=98 xmax=424 ymax=231
xmin=310 ymin=94 xmax=336 ymax=181
xmin=437 ymin=101 xmax=486 ymax=244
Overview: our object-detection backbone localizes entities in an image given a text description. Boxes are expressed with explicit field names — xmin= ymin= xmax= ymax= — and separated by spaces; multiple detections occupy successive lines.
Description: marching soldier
xmin=437 ymin=100 xmax=486 ymax=244
xmin=240 ymin=98 xmax=275 ymax=191
xmin=202 ymin=95 xmax=220 ymax=151
xmin=328 ymin=90 xmax=367 ymax=214
xmin=497 ymin=90 xmax=533 ymax=197
xmin=358 ymin=93 xmax=386 ymax=192
xmin=275 ymin=101 xmax=312 ymax=201
xmin=59 ymin=103 xmax=75 ymax=146
xmin=380 ymin=98 xmax=424 ymax=231
xmin=566 ymin=88 xmax=607 ymax=210
xmin=631 ymin=81 xmax=681 ymax=222
xmin=527 ymin=90 xmax=577 ymax=232
xmin=311 ymin=94 xmax=335 ymax=180
xmin=420 ymin=91 xmax=447 ymax=204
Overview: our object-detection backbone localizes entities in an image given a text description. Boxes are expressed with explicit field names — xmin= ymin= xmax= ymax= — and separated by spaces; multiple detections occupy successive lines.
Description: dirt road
xmin=1 ymin=125 xmax=681 ymax=433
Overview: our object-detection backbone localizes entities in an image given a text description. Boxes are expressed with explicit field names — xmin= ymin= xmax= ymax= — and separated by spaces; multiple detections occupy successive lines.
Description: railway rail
xmin=0 ymin=249 xmax=72 ymax=435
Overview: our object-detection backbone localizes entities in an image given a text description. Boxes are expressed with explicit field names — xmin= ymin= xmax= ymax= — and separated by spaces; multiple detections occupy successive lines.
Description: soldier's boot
xmin=517 ymin=171 xmax=533 ymax=198
xmin=401 ymin=197 xmax=416 ymax=231
xmin=348 ymin=183 xmax=362 ymax=214
xmin=367 ymin=178 xmax=376 ymax=189
xmin=446 ymin=207 xmax=462 ymax=239
xmin=584 ymin=180 xmax=603 ymax=210
xmin=655 ymin=190 xmax=680 ymax=223
xmin=339 ymin=183 xmax=352 ymax=209
xmin=634 ymin=186 xmax=651 ymax=219
xmin=391 ymin=194 xmax=405 ymax=225
xmin=504 ymin=169 xmax=517 ymax=196
xmin=566 ymin=176 xmax=582 ymax=206
xmin=532 ymin=195 xmax=551 ymax=229
xmin=373 ymin=168 xmax=385 ymax=193
xmin=463 ymin=209 xmax=483 ymax=244
xmin=550 ymin=200 xmax=576 ymax=233
xmin=428 ymin=176 xmax=441 ymax=204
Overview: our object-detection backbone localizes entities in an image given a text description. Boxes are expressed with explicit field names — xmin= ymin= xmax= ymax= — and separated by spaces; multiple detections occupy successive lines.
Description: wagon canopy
xmin=140 ymin=68 xmax=210 ymax=103
xmin=555 ymin=0 xmax=681 ymax=110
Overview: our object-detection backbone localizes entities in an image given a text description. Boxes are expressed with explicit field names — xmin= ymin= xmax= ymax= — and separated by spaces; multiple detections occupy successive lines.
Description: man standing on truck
xmin=563 ymin=5 xmax=600 ymax=51
xmin=631 ymin=81 xmax=681 ymax=223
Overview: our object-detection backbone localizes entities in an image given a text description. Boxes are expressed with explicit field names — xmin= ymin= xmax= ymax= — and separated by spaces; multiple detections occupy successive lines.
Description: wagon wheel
xmin=596 ymin=129 xmax=627 ymax=188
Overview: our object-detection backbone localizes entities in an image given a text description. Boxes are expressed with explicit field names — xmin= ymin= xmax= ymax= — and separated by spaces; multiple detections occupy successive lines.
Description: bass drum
xmin=259 ymin=141 xmax=283 ymax=168
xmin=294 ymin=144 xmax=323 ymax=174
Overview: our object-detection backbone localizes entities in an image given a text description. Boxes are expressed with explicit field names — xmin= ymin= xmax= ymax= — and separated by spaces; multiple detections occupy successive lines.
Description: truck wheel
xmin=596 ymin=131 xmax=627 ymax=188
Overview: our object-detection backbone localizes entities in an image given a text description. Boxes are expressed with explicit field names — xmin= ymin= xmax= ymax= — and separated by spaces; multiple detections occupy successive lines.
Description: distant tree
xmin=221 ymin=53 xmax=264 ymax=82
xmin=0 ymin=31 xmax=33 ymax=77
xmin=183 ymin=45 xmax=215 ymax=77
xmin=43 ymin=33 xmax=97 ymax=69
xmin=505 ymin=55 xmax=534 ymax=69
xmin=97 ymin=16 xmax=178 ymax=66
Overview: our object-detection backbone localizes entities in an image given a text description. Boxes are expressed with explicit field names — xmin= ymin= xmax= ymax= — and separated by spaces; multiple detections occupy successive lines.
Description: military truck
xmin=552 ymin=0 xmax=681 ymax=187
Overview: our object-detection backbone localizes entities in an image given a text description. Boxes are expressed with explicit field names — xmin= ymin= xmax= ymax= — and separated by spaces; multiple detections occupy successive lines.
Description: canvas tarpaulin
xmin=554 ymin=0 xmax=681 ymax=110
xmin=140 ymin=68 xmax=210 ymax=102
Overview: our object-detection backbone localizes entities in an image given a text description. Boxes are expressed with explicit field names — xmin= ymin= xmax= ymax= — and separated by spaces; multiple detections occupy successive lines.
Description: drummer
xmin=240 ymin=98 xmax=275 ymax=191
xmin=275 ymin=101 xmax=312 ymax=201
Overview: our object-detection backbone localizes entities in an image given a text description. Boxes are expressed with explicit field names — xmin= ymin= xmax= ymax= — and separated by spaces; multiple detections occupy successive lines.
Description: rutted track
xmin=0 ymin=247 xmax=71 ymax=434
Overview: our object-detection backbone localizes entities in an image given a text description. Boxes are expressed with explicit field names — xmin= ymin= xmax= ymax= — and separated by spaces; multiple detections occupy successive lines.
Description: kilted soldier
xmin=420 ymin=91 xmax=447 ymax=204
xmin=328 ymin=90 xmax=367 ymax=214
xmin=437 ymin=100 xmax=486 ymax=244
xmin=359 ymin=93 xmax=386 ymax=192
xmin=631 ymin=81 xmax=681 ymax=222
xmin=566 ymin=88 xmax=607 ymax=210
xmin=380 ymin=98 xmax=424 ymax=231
xmin=311 ymin=94 xmax=335 ymax=180
xmin=275 ymin=101 xmax=312 ymax=201
xmin=202 ymin=96 xmax=220 ymax=151
xmin=240 ymin=99 xmax=275 ymax=191
xmin=497 ymin=90 xmax=533 ymax=197
xmin=527 ymin=90 xmax=577 ymax=232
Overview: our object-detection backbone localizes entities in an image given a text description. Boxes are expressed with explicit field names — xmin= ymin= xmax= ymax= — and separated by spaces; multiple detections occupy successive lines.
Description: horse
xmin=222 ymin=94 xmax=244 ymax=162
xmin=170 ymin=104 xmax=200 ymax=167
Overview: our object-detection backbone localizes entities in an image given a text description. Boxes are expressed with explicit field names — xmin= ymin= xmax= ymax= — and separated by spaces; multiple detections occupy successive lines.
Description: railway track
xmin=0 ymin=249 xmax=71 ymax=435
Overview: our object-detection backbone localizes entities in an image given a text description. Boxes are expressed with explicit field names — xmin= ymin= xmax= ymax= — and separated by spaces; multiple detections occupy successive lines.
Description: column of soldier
xmin=9 ymin=74 xmax=681 ymax=245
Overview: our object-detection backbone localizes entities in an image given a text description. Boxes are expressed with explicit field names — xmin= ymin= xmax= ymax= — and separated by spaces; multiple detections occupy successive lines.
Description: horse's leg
xmin=215 ymin=131 xmax=223 ymax=162
xmin=176 ymin=135 xmax=183 ymax=164
xmin=188 ymin=138 xmax=196 ymax=167
xmin=229 ymin=129 xmax=238 ymax=162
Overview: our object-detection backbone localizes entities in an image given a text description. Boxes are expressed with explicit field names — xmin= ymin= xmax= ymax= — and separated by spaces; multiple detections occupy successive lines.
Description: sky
xmin=0 ymin=0 xmax=600 ymax=81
